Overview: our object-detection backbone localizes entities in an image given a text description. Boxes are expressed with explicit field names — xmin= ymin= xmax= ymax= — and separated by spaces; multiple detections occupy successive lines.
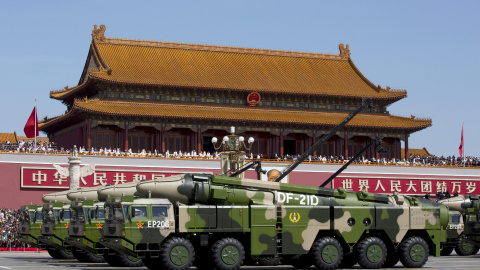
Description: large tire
xmin=47 ymin=248 xmax=75 ymax=259
xmin=338 ymin=252 xmax=357 ymax=268
xmin=456 ymin=236 xmax=477 ymax=256
xmin=311 ymin=236 xmax=343 ymax=270
xmin=399 ymin=236 xmax=429 ymax=268
xmin=104 ymin=251 xmax=144 ymax=267
xmin=72 ymin=249 xmax=105 ymax=263
xmin=258 ymin=256 xmax=281 ymax=266
xmin=382 ymin=251 xmax=400 ymax=268
xmin=440 ymin=247 xmax=454 ymax=256
xmin=103 ymin=253 xmax=122 ymax=267
xmin=211 ymin=237 xmax=245 ymax=270
xmin=357 ymin=236 xmax=387 ymax=269
xmin=118 ymin=253 xmax=144 ymax=267
xmin=159 ymin=237 xmax=195 ymax=270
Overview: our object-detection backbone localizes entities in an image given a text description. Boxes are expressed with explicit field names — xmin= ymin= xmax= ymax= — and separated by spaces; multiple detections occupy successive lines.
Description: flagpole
xmin=463 ymin=121 xmax=465 ymax=167
xmin=35 ymin=99 xmax=37 ymax=152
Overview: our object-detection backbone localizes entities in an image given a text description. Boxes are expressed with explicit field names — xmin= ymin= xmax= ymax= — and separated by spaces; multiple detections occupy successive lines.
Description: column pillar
xmin=161 ymin=127 xmax=166 ymax=153
xmin=312 ymin=135 xmax=317 ymax=157
xmin=197 ymin=128 xmax=201 ymax=154
xmin=86 ymin=123 xmax=91 ymax=150
xmin=396 ymin=138 xmax=401 ymax=160
xmin=155 ymin=130 xmax=160 ymax=153
xmin=279 ymin=132 xmax=284 ymax=157
xmin=404 ymin=135 xmax=409 ymax=161
xmin=343 ymin=133 xmax=348 ymax=158
xmin=124 ymin=125 xmax=129 ymax=152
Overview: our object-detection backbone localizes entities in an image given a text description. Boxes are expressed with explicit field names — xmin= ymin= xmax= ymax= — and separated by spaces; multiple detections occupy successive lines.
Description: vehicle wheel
xmin=399 ymin=236 xmax=429 ymax=268
xmin=311 ymin=236 xmax=343 ymax=270
xmin=472 ymin=246 xmax=480 ymax=255
xmin=212 ymin=237 xmax=245 ymax=270
xmin=382 ymin=251 xmax=400 ymax=268
xmin=72 ymin=248 xmax=105 ymax=263
xmin=338 ymin=252 xmax=357 ymax=268
xmin=103 ymin=252 xmax=122 ymax=267
xmin=158 ymin=237 xmax=195 ymax=270
xmin=259 ymin=256 xmax=281 ymax=266
xmin=440 ymin=247 xmax=454 ymax=256
xmin=357 ymin=236 xmax=387 ymax=269
xmin=456 ymin=236 xmax=477 ymax=256
xmin=114 ymin=252 xmax=144 ymax=267
xmin=48 ymin=248 xmax=75 ymax=259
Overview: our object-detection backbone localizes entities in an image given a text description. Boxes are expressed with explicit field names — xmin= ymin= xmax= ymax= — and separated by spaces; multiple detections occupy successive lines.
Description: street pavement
xmin=0 ymin=251 xmax=480 ymax=269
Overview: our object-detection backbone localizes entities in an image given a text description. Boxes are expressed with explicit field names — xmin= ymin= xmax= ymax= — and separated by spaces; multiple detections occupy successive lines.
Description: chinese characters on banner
xmin=333 ymin=177 xmax=480 ymax=195
xmin=21 ymin=167 xmax=185 ymax=189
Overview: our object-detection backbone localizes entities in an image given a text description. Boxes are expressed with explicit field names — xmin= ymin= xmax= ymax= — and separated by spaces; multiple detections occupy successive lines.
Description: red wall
xmin=51 ymin=126 xmax=83 ymax=150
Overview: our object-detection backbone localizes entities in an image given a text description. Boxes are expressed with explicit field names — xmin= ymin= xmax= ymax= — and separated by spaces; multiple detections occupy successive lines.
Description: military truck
xmin=442 ymin=195 xmax=480 ymax=255
xmin=37 ymin=201 xmax=75 ymax=259
xmin=99 ymin=173 xmax=450 ymax=270
xmin=99 ymin=100 xmax=452 ymax=270
xmin=17 ymin=205 xmax=45 ymax=250
xmin=65 ymin=182 xmax=144 ymax=267
xmin=440 ymin=210 xmax=466 ymax=256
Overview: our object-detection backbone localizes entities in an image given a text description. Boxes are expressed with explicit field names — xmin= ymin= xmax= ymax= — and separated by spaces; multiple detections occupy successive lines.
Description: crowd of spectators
xmin=1 ymin=140 xmax=57 ymax=152
xmin=0 ymin=208 xmax=23 ymax=248
xmin=1 ymin=140 xmax=479 ymax=167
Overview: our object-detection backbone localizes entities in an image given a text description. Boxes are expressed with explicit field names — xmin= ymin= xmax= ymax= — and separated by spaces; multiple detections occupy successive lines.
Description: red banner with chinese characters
xmin=21 ymin=167 xmax=185 ymax=189
xmin=333 ymin=177 xmax=480 ymax=195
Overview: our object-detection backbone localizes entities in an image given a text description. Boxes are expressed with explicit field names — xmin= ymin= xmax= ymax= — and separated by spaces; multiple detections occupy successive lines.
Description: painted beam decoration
xmin=21 ymin=167 xmax=184 ymax=189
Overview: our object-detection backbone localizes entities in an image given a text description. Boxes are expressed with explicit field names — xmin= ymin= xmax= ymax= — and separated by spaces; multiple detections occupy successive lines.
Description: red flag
xmin=24 ymin=107 xmax=39 ymax=138
xmin=459 ymin=124 xmax=464 ymax=158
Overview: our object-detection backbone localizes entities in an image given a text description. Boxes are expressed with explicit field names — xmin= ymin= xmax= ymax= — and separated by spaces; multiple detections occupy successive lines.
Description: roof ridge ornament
xmin=92 ymin=24 xmax=106 ymax=42
xmin=339 ymin=43 xmax=350 ymax=59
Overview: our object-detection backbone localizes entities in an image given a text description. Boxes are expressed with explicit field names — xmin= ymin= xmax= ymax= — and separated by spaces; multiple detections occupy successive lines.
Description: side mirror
xmin=130 ymin=207 xmax=135 ymax=218
xmin=59 ymin=210 xmax=64 ymax=220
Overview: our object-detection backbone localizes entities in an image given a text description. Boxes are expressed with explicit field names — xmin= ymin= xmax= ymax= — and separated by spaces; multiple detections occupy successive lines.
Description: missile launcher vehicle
xmin=65 ymin=182 xmax=144 ymax=267
xmin=444 ymin=195 xmax=480 ymax=255
xmin=17 ymin=204 xmax=44 ymax=249
xmin=99 ymin=100 xmax=452 ymax=270
xmin=38 ymin=201 xmax=75 ymax=259
xmin=100 ymin=173 xmax=450 ymax=270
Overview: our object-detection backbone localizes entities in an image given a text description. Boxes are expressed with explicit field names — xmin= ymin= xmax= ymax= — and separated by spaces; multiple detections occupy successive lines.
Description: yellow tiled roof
xmin=0 ymin=132 xmax=17 ymax=143
xmin=40 ymin=99 xmax=431 ymax=132
xmin=401 ymin=147 xmax=431 ymax=159
xmin=51 ymin=26 xmax=407 ymax=100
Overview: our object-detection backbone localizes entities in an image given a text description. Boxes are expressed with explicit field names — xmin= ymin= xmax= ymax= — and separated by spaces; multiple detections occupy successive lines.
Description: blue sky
xmin=1 ymin=1 xmax=479 ymax=157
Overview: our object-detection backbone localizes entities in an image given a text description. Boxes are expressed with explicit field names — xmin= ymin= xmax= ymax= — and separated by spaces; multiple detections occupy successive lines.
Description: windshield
xmin=62 ymin=209 xmax=71 ymax=220
xmin=19 ymin=210 xmax=30 ymax=223
xmin=42 ymin=208 xmax=55 ymax=223
xmin=70 ymin=206 xmax=85 ymax=223
xmin=105 ymin=204 xmax=124 ymax=222
xmin=35 ymin=211 xmax=43 ymax=223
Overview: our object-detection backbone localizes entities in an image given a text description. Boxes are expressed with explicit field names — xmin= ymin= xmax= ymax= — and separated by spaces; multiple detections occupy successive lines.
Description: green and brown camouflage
xmin=100 ymin=173 xmax=450 ymax=269
xmin=17 ymin=205 xmax=46 ymax=248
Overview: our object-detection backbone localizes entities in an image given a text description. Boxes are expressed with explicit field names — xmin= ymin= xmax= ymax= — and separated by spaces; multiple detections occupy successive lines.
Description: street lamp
xmin=212 ymin=126 xmax=254 ymax=177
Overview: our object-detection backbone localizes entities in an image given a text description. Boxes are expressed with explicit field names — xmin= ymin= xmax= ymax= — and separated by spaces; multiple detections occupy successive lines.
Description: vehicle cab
xmin=17 ymin=204 xmax=42 ymax=247
xmin=66 ymin=199 xmax=106 ymax=255
xmin=101 ymin=196 xmax=175 ymax=258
